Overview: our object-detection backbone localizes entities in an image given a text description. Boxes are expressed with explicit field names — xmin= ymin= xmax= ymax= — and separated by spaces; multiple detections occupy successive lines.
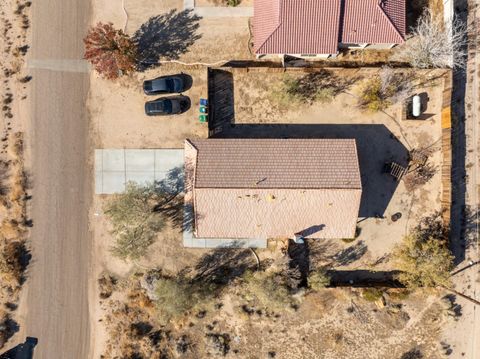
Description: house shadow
xmin=134 ymin=10 xmax=202 ymax=71
xmin=328 ymin=269 xmax=403 ymax=287
xmin=0 ymin=337 xmax=37 ymax=359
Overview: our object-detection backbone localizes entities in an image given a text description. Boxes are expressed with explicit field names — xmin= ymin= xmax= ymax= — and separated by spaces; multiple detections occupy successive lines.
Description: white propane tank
xmin=412 ymin=95 xmax=421 ymax=118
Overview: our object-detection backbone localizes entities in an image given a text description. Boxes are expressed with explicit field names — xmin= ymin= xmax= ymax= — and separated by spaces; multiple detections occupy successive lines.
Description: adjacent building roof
xmin=185 ymin=139 xmax=362 ymax=239
xmin=254 ymin=0 xmax=406 ymax=55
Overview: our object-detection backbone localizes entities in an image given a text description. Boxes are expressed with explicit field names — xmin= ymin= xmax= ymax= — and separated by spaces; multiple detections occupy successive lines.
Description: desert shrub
xmin=225 ymin=0 xmax=240 ymax=6
xmin=283 ymin=70 xmax=354 ymax=104
xmin=387 ymin=289 xmax=411 ymax=301
xmin=358 ymin=66 xmax=412 ymax=112
xmin=155 ymin=276 xmax=217 ymax=323
xmin=308 ymin=268 xmax=330 ymax=290
xmin=83 ymin=22 xmax=138 ymax=79
xmin=98 ymin=273 xmax=118 ymax=299
xmin=0 ymin=311 xmax=17 ymax=350
xmin=394 ymin=214 xmax=453 ymax=289
xmin=104 ymin=181 xmax=181 ymax=261
xmin=240 ymin=270 xmax=292 ymax=311
xmin=0 ymin=240 xmax=29 ymax=285
xmin=362 ymin=288 xmax=384 ymax=302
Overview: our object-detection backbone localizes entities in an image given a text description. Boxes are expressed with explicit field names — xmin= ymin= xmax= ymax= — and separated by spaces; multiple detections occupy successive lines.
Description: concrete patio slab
xmin=95 ymin=149 xmax=184 ymax=194
xmin=101 ymin=149 xmax=125 ymax=172
xmin=125 ymin=149 xmax=155 ymax=172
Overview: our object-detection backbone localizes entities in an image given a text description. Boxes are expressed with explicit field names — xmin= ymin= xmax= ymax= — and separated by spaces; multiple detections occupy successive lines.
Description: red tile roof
xmin=254 ymin=0 xmax=342 ymax=55
xmin=254 ymin=0 xmax=405 ymax=55
xmin=185 ymin=139 xmax=362 ymax=239
xmin=342 ymin=0 xmax=405 ymax=44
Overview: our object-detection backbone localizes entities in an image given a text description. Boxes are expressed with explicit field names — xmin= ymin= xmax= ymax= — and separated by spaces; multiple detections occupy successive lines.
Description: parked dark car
xmin=143 ymin=74 xmax=191 ymax=95
xmin=145 ymin=96 xmax=191 ymax=116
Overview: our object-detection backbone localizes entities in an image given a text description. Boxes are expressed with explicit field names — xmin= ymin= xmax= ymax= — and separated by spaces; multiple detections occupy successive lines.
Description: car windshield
xmin=152 ymin=99 xmax=172 ymax=113
xmin=151 ymin=78 xmax=174 ymax=92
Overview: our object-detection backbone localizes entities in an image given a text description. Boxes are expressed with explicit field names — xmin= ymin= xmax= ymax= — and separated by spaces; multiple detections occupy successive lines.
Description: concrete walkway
xmin=183 ymin=0 xmax=253 ymax=17
xmin=193 ymin=6 xmax=253 ymax=17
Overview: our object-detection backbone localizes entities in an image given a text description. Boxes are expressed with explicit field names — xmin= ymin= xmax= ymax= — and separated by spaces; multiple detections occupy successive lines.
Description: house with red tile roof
xmin=184 ymin=138 xmax=362 ymax=241
xmin=253 ymin=0 xmax=406 ymax=58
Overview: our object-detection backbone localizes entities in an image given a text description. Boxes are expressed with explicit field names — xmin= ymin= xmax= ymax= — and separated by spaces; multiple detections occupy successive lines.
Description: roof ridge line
xmin=376 ymin=0 xmax=404 ymax=42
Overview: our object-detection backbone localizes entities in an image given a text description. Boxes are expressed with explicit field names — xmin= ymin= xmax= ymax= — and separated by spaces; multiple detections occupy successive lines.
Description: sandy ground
xmin=90 ymin=66 xmax=208 ymax=149
xmin=0 ymin=0 xmax=32 ymax=353
xmin=97 ymin=270 xmax=449 ymax=359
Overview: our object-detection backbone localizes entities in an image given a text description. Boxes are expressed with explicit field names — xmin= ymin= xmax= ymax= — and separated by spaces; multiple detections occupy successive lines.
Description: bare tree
xmin=398 ymin=9 xmax=466 ymax=69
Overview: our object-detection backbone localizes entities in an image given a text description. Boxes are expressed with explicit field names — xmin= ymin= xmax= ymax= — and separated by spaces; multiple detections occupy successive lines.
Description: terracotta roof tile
xmin=254 ymin=0 xmax=341 ymax=55
xmin=341 ymin=0 xmax=405 ymax=44
xmin=188 ymin=138 xmax=361 ymax=189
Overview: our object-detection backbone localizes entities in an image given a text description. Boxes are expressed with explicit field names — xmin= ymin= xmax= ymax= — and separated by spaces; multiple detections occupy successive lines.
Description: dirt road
xmin=22 ymin=0 xmax=92 ymax=357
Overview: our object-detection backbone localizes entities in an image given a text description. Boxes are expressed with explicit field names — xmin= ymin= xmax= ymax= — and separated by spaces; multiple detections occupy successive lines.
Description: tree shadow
xmin=193 ymin=247 xmax=255 ymax=287
xmin=332 ymin=240 xmax=368 ymax=266
xmin=442 ymin=294 xmax=462 ymax=320
xmin=134 ymin=10 xmax=202 ymax=71
xmin=0 ymin=337 xmax=37 ymax=359
xmin=152 ymin=166 xmax=193 ymax=232
xmin=287 ymin=239 xmax=311 ymax=288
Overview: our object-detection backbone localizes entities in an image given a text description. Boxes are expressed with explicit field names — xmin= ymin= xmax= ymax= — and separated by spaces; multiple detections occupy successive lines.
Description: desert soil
xmin=0 ymin=0 xmax=31 ymax=351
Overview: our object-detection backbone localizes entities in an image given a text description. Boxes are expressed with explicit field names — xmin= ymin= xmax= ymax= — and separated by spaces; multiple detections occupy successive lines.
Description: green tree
xmin=394 ymin=224 xmax=453 ymax=289
xmin=104 ymin=182 xmax=178 ymax=260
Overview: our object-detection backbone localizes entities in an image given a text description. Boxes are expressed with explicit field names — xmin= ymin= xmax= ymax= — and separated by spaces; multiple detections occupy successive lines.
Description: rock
xmin=140 ymin=269 xmax=162 ymax=301
xmin=206 ymin=333 xmax=231 ymax=356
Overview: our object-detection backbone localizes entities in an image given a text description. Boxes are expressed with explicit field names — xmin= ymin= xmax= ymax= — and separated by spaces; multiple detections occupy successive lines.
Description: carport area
xmin=95 ymin=149 xmax=266 ymax=248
